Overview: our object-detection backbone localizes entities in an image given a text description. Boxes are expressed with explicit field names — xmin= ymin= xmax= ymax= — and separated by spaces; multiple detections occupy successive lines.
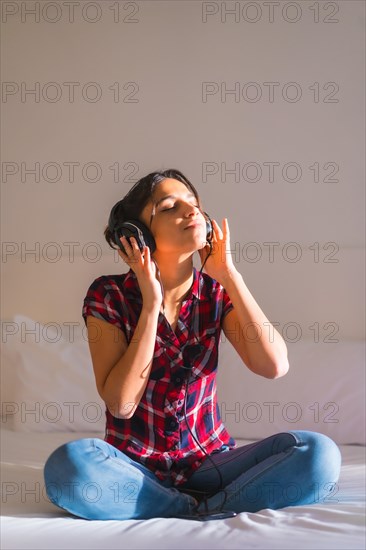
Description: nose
xmin=182 ymin=200 xmax=200 ymax=217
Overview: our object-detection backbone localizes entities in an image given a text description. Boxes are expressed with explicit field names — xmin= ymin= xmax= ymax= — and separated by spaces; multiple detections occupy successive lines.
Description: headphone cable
xmin=179 ymin=248 xmax=231 ymax=514
xmin=154 ymin=237 xmax=232 ymax=514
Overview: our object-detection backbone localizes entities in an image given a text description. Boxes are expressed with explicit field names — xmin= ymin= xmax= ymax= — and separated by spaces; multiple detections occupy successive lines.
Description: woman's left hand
xmin=198 ymin=218 xmax=237 ymax=284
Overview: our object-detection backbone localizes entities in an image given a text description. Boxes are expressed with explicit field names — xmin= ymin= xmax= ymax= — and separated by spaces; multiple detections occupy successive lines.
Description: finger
xmin=119 ymin=235 xmax=132 ymax=254
xmin=222 ymin=217 xmax=229 ymax=240
xmin=142 ymin=246 xmax=155 ymax=272
xmin=210 ymin=219 xmax=217 ymax=241
xmin=117 ymin=244 xmax=129 ymax=260
xmin=212 ymin=219 xmax=223 ymax=239
xmin=142 ymin=244 xmax=150 ymax=264
xmin=120 ymin=236 xmax=139 ymax=265
xmin=129 ymin=236 xmax=140 ymax=252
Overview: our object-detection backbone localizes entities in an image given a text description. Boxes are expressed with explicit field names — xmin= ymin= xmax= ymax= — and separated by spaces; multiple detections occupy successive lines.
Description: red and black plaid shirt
xmin=82 ymin=266 xmax=237 ymax=485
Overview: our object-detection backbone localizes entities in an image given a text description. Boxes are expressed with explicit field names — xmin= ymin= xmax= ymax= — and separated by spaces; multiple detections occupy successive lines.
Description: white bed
xmin=1 ymin=428 xmax=365 ymax=550
xmin=1 ymin=315 xmax=365 ymax=549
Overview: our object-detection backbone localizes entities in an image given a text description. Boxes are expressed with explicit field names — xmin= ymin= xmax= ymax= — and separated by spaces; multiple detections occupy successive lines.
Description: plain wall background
xmin=1 ymin=0 xmax=365 ymax=343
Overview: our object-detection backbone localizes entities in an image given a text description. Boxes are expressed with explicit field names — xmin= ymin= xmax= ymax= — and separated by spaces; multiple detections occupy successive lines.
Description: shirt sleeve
xmin=221 ymin=285 xmax=234 ymax=322
xmin=82 ymin=276 xmax=126 ymax=337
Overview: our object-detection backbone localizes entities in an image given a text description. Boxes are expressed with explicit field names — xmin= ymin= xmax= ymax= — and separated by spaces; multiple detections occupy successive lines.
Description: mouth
xmin=184 ymin=222 xmax=202 ymax=230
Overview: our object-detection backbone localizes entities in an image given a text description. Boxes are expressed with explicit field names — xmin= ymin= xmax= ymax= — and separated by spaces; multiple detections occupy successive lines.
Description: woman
xmin=44 ymin=168 xmax=341 ymax=520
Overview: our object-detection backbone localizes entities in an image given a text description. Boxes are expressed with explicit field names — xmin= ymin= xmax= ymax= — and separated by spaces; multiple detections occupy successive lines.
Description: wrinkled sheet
xmin=1 ymin=429 xmax=365 ymax=550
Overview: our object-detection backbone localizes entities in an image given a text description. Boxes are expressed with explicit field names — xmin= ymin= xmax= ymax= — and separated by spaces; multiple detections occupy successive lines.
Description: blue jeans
xmin=43 ymin=430 xmax=341 ymax=520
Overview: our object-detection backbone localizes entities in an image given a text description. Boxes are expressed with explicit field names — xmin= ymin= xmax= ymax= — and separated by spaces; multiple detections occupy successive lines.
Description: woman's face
xmin=140 ymin=178 xmax=208 ymax=255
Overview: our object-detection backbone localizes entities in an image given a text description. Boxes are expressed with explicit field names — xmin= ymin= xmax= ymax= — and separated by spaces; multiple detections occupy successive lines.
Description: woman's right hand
xmin=118 ymin=236 xmax=163 ymax=311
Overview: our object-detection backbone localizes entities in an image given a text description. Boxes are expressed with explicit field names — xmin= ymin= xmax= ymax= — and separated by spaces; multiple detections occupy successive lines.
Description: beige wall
xmin=1 ymin=0 xmax=365 ymax=340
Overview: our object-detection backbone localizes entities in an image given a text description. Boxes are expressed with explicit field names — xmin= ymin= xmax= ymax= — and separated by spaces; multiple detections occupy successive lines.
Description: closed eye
xmin=162 ymin=203 xmax=200 ymax=212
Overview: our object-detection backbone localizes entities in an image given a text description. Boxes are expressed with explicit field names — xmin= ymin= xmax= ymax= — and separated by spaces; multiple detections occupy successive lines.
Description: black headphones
xmin=110 ymin=212 xmax=214 ymax=255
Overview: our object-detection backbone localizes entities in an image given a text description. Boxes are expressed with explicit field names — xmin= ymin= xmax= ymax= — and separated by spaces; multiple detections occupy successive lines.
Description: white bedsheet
xmin=1 ymin=428 xmax=365 ymax=550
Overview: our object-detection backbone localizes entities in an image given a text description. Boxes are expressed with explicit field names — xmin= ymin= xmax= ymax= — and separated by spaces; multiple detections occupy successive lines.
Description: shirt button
xmin=165 ymin=418 xmax=179 ymax=433
xmin=169 ymin=419 xmax=178 ymax=430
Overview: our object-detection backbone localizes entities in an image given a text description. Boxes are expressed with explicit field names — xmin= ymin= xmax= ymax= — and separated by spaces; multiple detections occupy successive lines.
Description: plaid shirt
xmin=82 ymin=266 xmax=237 ymax=486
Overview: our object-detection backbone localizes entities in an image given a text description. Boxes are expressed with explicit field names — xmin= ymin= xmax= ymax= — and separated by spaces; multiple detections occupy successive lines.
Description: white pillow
xmin=2 ymin=315 xmax=364 ymax=444
xmin=1 ymin=315 xmax=106 ymax=432
xmin=217 ymin=338 xmax=365 ymax=445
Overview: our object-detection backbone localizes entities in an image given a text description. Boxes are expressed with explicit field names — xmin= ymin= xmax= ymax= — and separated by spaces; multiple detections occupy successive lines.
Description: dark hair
xmin=104 ymin=168 xmax=202 ymax=250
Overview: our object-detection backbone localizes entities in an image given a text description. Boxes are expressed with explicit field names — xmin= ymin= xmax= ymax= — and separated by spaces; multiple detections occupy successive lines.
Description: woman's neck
xmin=152 ymin=255 xmax=194 ymax=305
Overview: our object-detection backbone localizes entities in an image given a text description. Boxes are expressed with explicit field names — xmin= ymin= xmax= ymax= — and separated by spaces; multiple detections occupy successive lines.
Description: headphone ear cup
xmin=113 ymin=220 xmax=156 ymax=254
xmin=203 ymin=212 xmax=213 ymax=242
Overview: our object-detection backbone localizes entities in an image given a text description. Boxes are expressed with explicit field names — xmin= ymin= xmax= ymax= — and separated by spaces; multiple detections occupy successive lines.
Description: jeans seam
xmin=193 ymin=434 xmax=297 ymax=473
xmin=223 ymin=442 xmax=298 ymax=505
xmin=91 ymin=439 xmax=196 ymax=513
